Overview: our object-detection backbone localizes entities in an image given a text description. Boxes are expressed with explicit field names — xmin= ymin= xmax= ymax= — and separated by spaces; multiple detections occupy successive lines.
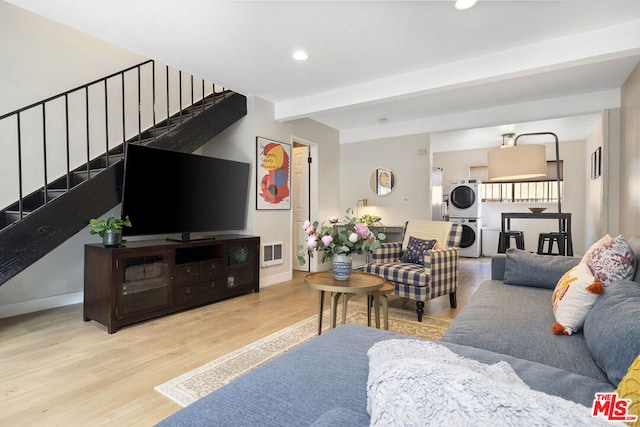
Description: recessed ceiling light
xmin=292 ymin=50 xmax=309 ymax=61
xmin=378 ymin=118 xmax=388 ymax=124
xmin=455 ymin=0 xmax=477 ymax=10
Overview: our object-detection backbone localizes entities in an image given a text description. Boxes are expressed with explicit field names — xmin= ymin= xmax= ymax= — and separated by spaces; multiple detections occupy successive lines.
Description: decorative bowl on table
xmin=528 ymin=207 xmax=547 ymax=213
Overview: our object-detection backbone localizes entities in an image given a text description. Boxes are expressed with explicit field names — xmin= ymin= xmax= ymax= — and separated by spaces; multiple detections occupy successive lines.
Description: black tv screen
xmin=121 ymin=144 xmax=250 ymax=238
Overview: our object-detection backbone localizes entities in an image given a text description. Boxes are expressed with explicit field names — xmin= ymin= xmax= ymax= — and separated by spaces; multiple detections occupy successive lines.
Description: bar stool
xmin=498 ymin=230 xmax=525 ymax=253
xmin=367 ymin=282 xmax=395 ymax=330
xmin=537 ymin=232 xmax=571 ymax=256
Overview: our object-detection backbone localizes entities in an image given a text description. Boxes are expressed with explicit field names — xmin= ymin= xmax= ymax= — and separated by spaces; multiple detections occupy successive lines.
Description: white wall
xmin=340 ymin=134 xmax=432 ymax=226
xmin=585 ymin=112 xmax=605 ymax=245
xmin=252 ymin=97 xmax=340 ymax=282
xmin=0 ymin=1 xmax=146 ymax=114
xmin=620 ymin=62 xmax=640 ymax=237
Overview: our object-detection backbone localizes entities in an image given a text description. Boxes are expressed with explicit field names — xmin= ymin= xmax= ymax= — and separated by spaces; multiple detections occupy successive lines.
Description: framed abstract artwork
xmin=256 ymin=136 xmax=291 ymax=210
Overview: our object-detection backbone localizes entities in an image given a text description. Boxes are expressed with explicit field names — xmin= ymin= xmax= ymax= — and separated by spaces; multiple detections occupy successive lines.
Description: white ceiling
xmin=8 ymin=0 xmax=640 ymax=151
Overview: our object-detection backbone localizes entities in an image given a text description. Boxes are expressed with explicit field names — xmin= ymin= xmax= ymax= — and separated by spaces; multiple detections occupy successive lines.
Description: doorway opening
xmin=291 ymin=138 xmax=318 ymax=272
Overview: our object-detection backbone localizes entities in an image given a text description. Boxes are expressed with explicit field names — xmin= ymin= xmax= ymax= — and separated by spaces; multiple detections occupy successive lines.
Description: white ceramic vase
xmin=332 ymin=253 xmax=352 ymax=280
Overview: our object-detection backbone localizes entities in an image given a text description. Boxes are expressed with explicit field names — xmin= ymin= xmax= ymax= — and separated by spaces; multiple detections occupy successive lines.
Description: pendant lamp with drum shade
xmin=487 ymin=144 xmax=547 ymax=181
xmin=487 ymin=133 xmax=547 ymax=181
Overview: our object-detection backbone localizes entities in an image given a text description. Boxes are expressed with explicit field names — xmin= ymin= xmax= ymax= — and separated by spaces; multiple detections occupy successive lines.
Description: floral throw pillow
xmin=401 ymin=236 xmax=437 ymax=265
xmin=581 ymin=234 xmax=636 ymax=287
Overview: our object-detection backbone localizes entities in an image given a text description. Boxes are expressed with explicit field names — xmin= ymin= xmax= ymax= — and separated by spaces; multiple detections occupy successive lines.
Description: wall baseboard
xmin=1 ymin=271 xmax=295 ymax=319
xmin=0 ymin=292 xmax=83 ymax=319
xmin=259 ymin=271 xmax=292 ymax=288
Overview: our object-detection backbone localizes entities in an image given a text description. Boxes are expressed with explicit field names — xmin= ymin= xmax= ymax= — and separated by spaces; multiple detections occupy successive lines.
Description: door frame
xmin=290 ymin=135 xmax=319 ymax=273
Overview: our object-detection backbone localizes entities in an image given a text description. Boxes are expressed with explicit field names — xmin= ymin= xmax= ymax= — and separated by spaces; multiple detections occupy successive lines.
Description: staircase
xmin=0 ymin=60 xmax=247 ymax=286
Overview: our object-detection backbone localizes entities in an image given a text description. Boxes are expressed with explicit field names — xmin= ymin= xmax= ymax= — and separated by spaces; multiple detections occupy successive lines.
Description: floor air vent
xmin=261 ymin=242 xmax=283 ymax=267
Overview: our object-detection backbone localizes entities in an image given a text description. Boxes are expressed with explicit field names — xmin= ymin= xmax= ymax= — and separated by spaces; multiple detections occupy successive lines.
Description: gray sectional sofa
xmin=158 ymin=237 xmax=640 ymax=426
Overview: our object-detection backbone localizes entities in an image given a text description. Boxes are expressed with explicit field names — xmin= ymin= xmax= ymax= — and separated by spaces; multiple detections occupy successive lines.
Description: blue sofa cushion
xmin=401 ymin=236 xmax=436 ymax=265
xmin=583 ymin=279 xmax=640 ymax=385
xmin=441 ymin=280 xmax=609 ymax=382
xmin=503 ymin=248 xmax=581 ymax=289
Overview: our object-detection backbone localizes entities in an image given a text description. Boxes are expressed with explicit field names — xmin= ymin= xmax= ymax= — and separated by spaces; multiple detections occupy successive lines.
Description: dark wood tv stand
xmin=83 ymin=235 xmax=260 ymax=333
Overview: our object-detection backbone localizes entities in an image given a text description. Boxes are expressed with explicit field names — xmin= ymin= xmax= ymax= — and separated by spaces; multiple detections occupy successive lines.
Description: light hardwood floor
xmin=0 ymin=257 xmax=490 ymax=426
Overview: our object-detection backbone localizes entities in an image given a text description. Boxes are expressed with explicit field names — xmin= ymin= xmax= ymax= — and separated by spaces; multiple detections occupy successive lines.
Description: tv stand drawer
xmin=174 ymin=264 xmax=200 ymax=285
xmin=174 ymin=285 xmax=198 ymax=306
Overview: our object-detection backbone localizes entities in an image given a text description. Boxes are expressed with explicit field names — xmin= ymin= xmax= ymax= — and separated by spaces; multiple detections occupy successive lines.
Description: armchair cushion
xmin=368 ymin=262 xmax=429 ymax=289
xmin=401 ymin=236 xmax=437 ymax=265
xmin=402 ymin=220 xmax=453 ymax=250
xmin=371 ymin=242 xmax=403 ymax=264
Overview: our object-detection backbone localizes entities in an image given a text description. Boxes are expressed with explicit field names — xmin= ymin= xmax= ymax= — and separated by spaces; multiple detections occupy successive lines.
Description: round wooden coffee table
xmin=304 ymin=271 xmax=385 ymax=335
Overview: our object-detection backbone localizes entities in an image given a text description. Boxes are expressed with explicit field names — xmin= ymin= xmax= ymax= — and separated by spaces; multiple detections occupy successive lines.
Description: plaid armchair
xmin=364 ymin=220 xmax=463 ymax=321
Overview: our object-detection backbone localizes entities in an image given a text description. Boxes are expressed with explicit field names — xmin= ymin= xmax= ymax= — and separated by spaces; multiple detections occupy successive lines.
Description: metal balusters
xmin=179 ymin=70 xmax=183 ymax=125
xmin=191 ymin=75 xmax=194 ymax=118
xmin=137 ymin=66 xmax=142 ymax=143
xmin=65 ymin=94 xmax=71 ymax=191
xmin=16 ymin=113 xmax=23 ymax=219
xmin=85 ymin=86 xmax=91 ymax=179
xmin=166 ymin=65 xmax=170 ymax=133
xmin=151 ymin=61 xmax=156 ymax=141
xmin=121 ymin=71 xmax=126 ymax=149
xmin=104 ymin=79 xmax=109 ymax=168
xmin=42 ymin=104 xmax=48 ymax=205
xmin=201 ymin=80 xmax=205 ymax=112
xmin=1 ymin=59 xmax=227 ymax=229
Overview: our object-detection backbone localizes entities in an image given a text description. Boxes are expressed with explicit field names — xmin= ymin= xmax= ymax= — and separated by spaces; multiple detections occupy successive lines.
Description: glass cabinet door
xmin=117 ymin=251 xmax=171 ymax=318
xmin=225 ymin=243 xmax=255 ymax=294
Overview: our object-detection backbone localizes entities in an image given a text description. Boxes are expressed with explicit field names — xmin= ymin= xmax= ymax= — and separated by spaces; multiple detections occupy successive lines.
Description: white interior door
xmin=292 ymin=145 xmax=310 ymax=271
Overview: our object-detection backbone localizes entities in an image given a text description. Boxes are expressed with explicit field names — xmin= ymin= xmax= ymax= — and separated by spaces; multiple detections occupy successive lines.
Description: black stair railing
xmin=0 ymin=60 xmax=233 ymax=231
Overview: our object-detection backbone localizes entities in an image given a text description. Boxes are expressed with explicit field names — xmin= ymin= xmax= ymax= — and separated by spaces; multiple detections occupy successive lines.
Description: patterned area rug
xmin=155 ymin=302 xmax=453 ymax=407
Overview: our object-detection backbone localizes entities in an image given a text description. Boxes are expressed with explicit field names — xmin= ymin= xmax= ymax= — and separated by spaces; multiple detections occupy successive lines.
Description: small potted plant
xmin=358 ymin=213 xmax=382 ymax=226
xmin=89 ymin=215 xmax=132 ymax=247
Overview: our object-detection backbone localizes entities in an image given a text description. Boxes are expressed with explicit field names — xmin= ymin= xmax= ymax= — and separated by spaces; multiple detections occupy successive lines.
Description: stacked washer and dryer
xmin=448 ymin=179 xmax=482 ymax=258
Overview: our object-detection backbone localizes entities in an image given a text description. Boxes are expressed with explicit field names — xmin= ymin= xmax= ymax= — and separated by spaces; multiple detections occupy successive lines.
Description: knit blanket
xmin=366 ymin=339 xmax=621 ymax=427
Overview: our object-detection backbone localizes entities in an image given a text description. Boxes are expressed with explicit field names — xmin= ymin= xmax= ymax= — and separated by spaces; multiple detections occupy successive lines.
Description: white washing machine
xmin=449 ymin=179 xmax=482 ymax=218
xmin=451 ymin=217 xmax=482 ymax=258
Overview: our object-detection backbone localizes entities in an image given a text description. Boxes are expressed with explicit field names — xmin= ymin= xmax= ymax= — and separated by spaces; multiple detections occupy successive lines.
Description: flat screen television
xmin=121 ymin=144 xmax=251 ymax=240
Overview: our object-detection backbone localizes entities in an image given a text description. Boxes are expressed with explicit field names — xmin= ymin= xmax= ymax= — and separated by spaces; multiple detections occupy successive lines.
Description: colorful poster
xmin=256 ymin=137 xmax=291 ymax=210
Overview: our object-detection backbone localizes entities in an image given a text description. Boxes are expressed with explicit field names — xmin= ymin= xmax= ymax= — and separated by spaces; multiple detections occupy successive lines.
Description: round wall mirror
xmin=369 ymin=167 xmax=396 ymax=195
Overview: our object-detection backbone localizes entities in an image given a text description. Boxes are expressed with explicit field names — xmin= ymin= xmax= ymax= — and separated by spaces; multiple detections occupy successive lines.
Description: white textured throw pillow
xmin=551 ymin=263 xmax=604 ymax=335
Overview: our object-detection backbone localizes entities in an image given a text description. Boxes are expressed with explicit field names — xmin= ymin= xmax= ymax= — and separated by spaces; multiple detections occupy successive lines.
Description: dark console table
xmin=500 ymin=212 xmax=572 ymax=256
xmin=83 ymin=235 xmax=259 ymax=333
